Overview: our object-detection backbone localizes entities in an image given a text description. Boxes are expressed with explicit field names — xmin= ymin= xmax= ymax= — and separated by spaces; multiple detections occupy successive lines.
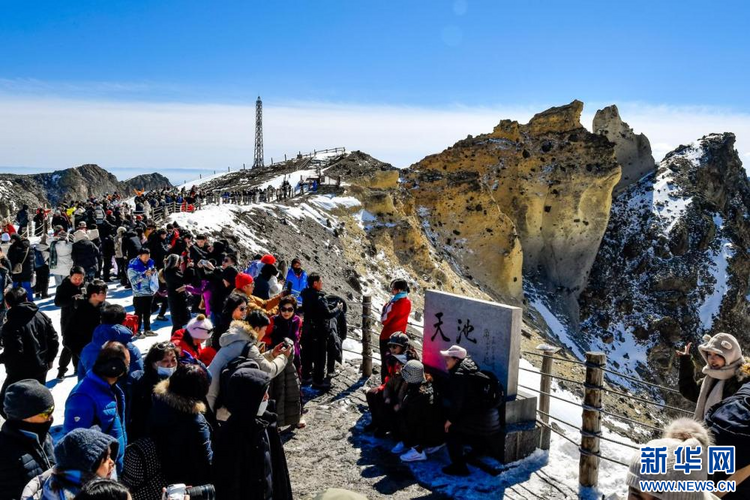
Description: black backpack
xmin=469 ymin=369 xmax=504 ymax=411
xmin=216 ymin=342 xmax=260 ymax=411
xmin=326 ymin=295 xmax=348 ymax=341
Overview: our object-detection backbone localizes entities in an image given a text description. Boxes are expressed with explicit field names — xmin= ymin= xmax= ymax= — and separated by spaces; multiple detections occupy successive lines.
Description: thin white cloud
xmin=0 ymin=95 xmax=747 ymax=184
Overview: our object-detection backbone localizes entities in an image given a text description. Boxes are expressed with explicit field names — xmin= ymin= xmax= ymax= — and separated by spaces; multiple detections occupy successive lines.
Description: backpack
xmin=33 ymin=248 xmax=47 ymax=269
xmin=469 ymin=369 xmax=504 ymax=411
xmin=216 ymin=342 xmax=260 ymax=411
xmin=706 ymin=383 xmax=750 ymax=468
xmin=123 ymin=314 xmax=140 ymax=335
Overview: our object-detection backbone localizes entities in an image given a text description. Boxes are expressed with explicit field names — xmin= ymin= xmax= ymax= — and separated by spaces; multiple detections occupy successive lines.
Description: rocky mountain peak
xmin=527 ymin=99 xmax=585 ymax=135
xmin=593 ymin=104 xmax=656 ymax=193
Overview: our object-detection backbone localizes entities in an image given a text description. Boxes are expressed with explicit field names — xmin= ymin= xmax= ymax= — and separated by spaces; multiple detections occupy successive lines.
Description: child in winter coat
xmin=677 ymin=332 xmax=750 ymax=420
xmin=392 ymin=360 xmax=445 ymax=463
xmin=365 ymin=354 xmax=408 ymax=438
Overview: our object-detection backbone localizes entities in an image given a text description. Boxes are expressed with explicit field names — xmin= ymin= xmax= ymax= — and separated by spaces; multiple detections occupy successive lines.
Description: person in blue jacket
xmin=64 ymin=342 xmax=129 ymax=474
xmin=77 ymin=304 xmax=143 ymax=384
xmin=284 ymin=258 xmax=308 ymax=307
xmin=126 ymin=248 xmax=159 ymax=337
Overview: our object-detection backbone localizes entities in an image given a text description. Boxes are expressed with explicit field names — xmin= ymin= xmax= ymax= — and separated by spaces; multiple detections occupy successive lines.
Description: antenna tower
xmin=253 ymin=96 xmax=264 ymax=168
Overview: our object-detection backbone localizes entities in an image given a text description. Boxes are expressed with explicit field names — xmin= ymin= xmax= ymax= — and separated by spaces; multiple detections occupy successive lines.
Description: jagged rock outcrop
xmin=593 ymin=105 xmax=656 ymax=193
xmin=0 ymin=164 xmax=172 ymax=217
xmin=579 ymin=133 xmax=750 ymax=380
xmin=401 ymin=100 xmax=621 ymax=317
xmin=121 ymin=172 xmax=172 ymax=193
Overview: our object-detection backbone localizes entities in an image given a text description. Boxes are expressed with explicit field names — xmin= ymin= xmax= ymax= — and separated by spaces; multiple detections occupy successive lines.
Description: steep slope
xmin=401 ymin=100 xmax=621 ymax=321
xmin=579 ymin=133 xmax=750 ymax=382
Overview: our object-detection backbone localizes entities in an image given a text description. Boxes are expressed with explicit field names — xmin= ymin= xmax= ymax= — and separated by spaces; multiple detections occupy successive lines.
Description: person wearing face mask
xmin=147 ymin=364 xmax=213 ymax=488
xmin=0 ymin=380 xmax=56 ymax=500
xmin=284 ymin=258 xmax=308 ymax=307
xmin=206 ymin=310 xmax=291 ymax=416
xmin=64 ymin=342 xmax=130 ymax=474
xmin=126 ymin=342 xmax=179 ymax=442
xmin=677 ymin=332 xmax=750 ymax=420
xmin=212 ymin=366 xmax=292 ymax=500
xmin=21 ymin=427 xmax=118 ymax=499
xmin=77 ymin=304 xmax=144 ymax=385
xmin=171 ymin=314 xmax=216 ymax=366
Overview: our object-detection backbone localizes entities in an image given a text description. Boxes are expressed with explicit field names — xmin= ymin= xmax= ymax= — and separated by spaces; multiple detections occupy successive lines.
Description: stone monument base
xmin=490 ymin=390 xmax=541 ymax=464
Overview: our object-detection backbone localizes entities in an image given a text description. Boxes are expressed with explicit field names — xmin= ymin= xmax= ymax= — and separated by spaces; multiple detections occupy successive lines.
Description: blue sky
xmin=1 ymin=1 xmax=749 ymax=183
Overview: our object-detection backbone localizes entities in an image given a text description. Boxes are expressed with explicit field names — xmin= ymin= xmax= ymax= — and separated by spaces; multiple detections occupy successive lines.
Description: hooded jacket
xmin=284 ymin=268 xmax=308 ymax=305
xmin=148 ymin=379 xmax=213 ymax=487
xmin=206 ymin=321 xmax=288 ymax=412
xmin=212 ymin=367 xmax=292 ymax=500
xmin=300 ymin=288 xmax=340 ymax=340
xmin=77 ymin=323 xmax=144 ymax=381
xmin=49 ymin=236 xmax=74 ymax=276
xmin=64 ymin=372 xmax=127 ymax=473
xmin=0 ymin=303 xmax=58 ymax=376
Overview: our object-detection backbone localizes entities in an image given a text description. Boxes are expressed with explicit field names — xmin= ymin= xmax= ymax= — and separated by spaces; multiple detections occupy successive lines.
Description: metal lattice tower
xmin=253 ymin=96 xmax=264 ymax=168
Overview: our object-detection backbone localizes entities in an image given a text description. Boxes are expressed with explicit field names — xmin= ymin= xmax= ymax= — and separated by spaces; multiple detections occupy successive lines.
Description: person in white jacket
xmin=49 ymin=229 xmax=74 ymax=286
xmin=207 ymin=309 xmax=292 ymax=419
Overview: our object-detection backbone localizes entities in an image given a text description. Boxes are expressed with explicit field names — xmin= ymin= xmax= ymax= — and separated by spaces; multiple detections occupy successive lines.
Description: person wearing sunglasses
xmin=0 ymin=379 xmax=56 ymax=500
xmin=265 ymin=296 xmax=305 ymax=429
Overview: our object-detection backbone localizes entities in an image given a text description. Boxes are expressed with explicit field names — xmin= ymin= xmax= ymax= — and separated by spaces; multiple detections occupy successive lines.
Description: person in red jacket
xmin=379 ymin=279 xmax=412 ymax=382
xmin=171 ymin=313 xmax=217 ymax=366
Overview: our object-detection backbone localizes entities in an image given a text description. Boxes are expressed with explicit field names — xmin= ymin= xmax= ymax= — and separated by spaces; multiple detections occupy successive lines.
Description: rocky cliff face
xmin=593 ymin=105 xmax=656 ymax=193
xmin=579 ymin=133 xmax=750 ymax=380
xmin=0 ymin=164 xmax=172 ymax=217
xmin=401 ymin=100 xmax=621 ymax=320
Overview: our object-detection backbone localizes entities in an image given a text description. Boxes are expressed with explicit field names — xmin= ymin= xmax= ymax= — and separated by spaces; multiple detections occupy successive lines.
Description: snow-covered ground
xmin=0 ymin=279 xmax=176 ymax=437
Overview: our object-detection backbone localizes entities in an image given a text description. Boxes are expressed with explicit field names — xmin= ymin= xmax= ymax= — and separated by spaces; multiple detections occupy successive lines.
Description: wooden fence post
xmin=536 ymin=344 xmax=560 ymax=450
xmin=361 ymin=295 xmax=372 ymax=377
xmin=579 ymin=351 xmax=605 ymax=488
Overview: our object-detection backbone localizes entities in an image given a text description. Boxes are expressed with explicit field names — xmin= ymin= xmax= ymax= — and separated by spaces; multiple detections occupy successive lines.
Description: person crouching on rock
xmin=364 ymin=353 xmax=407 ymax=439
xmin=392 ymin=360 xmax=445 ymax=463
xmin=677 ymin=332 xmax=750 ymax=420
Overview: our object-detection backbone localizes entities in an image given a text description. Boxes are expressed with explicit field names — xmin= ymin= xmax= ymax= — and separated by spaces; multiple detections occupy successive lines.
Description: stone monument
xmin=422 ymin=290 xmax=540 ymax=463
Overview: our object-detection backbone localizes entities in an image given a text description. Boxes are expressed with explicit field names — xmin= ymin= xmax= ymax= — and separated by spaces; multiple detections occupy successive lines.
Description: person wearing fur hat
xmin=626 ymin=418 xmax=719 ymax=499
xmin=393 ymin=360 xmax=446 ymax=463
xmin=21 ymin=427 xmax=118 ymax=499
xmin=171 ymin=314 xmax=217 ymax=366
xmin=206 ymin=311 xmax=292 ymax=417
xmin=0 ymin=380 xmax=56 ymax=500
xmin=147 ymin=363 xmax=213 ymax=487
xmin=677 ymin=332 xmax=750 ymax=420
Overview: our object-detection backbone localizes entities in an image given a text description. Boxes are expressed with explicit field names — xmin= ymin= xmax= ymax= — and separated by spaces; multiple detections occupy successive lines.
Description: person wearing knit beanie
xmin=186 ymin=314 xmax=214 ymax=341
xmin=626 ymin=418 xmax=718 ymax=499
xmin=22 ymin=428 xmax=118 ymax=499
xmin=235 ymin=272 xmax=255 ymax=293
xmin=401 ymin=360 xmax=425 ymax=385
xmin=677 ymin=332 xmax=750 ymax=420
xmin=260 ymin=254 xmax=276 ymax=265
xmin=2 ymin=379 xmax=54 ymax=421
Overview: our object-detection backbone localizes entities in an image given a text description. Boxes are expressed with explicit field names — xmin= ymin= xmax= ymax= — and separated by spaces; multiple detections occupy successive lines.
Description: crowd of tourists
xmin=2 ymin=191 xmax=750 ymax=500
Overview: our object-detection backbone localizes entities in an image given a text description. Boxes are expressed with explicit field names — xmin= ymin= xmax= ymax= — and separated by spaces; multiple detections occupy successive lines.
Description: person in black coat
xmin=15 ymin=205 xmax=29 ymax=237
xmin=72 ymin=232 xmax=100 ymax=281
xmin=212 ymin=366 xmax=292 ymax=500
xmin=54 ymin=266 xmax=86 ymax=379
xmin=65 ymin=280 xmax=108 ymax=361
xmin=163 ymin=255 xmax=191 ymax=333
xmin=300 ymin=273 xmax=343 ymax=388
xmin=7 ymin=234 xmax=34 ymax=300
xmin=122 ymin=230 xmax=142 ymax=263
xmin=0 ymin=288 xmax=59 ymax=418
xmin=148 ymin=364 xmax=213 ymax=488
xmin=146 ymin=229 xmax=168 ymax=270
xmin=439 ymin=345 xmax=502 ymax=476
xmin=0 ymin=380 xmax=56 ymax=500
